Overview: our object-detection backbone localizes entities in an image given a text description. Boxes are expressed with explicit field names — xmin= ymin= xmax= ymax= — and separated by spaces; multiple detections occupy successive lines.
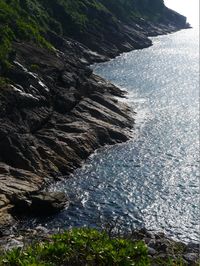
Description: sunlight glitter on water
xmin=46 ymin=28 xmax=200 ymax=243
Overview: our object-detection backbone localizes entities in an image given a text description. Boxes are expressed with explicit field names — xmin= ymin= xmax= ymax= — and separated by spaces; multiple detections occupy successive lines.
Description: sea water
xmin=45 ymin=28 xmax=199 ymax=243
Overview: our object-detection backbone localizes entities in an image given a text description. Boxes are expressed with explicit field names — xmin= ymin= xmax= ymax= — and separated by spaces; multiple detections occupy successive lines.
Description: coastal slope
xmin=0 ymin=0 xmax=188 ymax=227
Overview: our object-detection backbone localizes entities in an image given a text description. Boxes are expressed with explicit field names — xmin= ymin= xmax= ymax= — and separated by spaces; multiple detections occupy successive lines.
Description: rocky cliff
xmin=0 ymin=0 xmax=189 ymax=229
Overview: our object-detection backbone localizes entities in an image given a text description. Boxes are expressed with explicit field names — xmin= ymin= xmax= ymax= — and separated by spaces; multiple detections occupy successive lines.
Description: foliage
xmin=0 ymin=0 xmax=166 ymax=67
xmin=0 ymin=228 xmax=149 ymax=266
xmin=0 ymin=0 xmax=54 ymax=66
xmin=99 ymin=0 xmax=164 ymax=22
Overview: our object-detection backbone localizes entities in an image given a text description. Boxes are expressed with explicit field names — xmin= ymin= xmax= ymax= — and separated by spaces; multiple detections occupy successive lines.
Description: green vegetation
xmin=99 ymin=0 xmax=164 ymax=22
xmin=0 ymin=0 xmax=166 ymax=67
xmin=0 ymin=0 xmax=53 ymax=66
xmin=0 ymin=228 xmax=149 ymax=266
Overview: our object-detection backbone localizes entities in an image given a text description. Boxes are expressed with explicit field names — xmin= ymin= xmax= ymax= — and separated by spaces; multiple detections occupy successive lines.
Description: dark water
xmin=31 ymin=29 xmax=199 ymax=243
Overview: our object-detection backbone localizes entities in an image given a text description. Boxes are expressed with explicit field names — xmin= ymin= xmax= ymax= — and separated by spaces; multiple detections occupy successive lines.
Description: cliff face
xmin=0 ymin=0 xmax=187 ymax=65
xmin=0 ymin=0 xmax=188 ymax=229
xmin=0 ymin=40 xmax=134 ymax=227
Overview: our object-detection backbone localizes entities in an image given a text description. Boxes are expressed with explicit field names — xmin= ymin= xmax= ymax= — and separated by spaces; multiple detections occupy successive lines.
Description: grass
xmin=0 ymin=228 xmax=150 ymax=266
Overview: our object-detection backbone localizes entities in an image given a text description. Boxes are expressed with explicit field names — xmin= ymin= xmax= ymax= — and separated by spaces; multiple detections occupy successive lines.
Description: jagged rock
xmin=130 ymin=229 xmax=199 ymax=265
xmin=10 ymin=191 xmax=69 ymax=216
xmin=183 ymin=253 xmax=199 ymax=264
xmin=148 ymin=247 xmax=157 ymax=256
xmin=0 ymin=206 xmax=15 ymax=228
xmin=186 ymin=243 xmax=200 ymax=253
xmin=29 ymin=192 xmax=69 ymax=215
xmin=0 ymin=195 xmax=10 ymax=209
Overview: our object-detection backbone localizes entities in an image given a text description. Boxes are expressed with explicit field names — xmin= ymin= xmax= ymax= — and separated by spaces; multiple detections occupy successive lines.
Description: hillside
xmin=0 ymin=0 xmax=188 ymax=229
xmin=0 ymin=0 xmax=187 ymax=66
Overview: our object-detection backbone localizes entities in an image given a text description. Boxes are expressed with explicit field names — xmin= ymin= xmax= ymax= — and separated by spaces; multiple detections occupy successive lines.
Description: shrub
xmin=0 ymin=228 xmax=150 ymax=266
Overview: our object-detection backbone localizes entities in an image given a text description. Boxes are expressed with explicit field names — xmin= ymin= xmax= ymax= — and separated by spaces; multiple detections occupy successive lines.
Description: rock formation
xmin=0 ymin=0 xmax=189 ymax=228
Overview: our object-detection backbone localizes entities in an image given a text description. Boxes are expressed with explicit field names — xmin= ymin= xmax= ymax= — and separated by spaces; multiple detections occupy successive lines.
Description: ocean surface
xmin=36 ymin=28 xmax=199 ymax=243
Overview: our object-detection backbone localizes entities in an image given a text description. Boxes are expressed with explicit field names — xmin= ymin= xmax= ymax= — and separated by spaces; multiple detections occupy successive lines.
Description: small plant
xmin=30 ymin=64 xmax=40 ymax=72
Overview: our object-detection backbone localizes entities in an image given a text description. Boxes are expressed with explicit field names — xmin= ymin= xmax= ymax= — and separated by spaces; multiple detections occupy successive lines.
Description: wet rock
xmin=29 ymin=192 xmax=69 ymax=215
xmin=10 ymin=194 xmax=32 ymax=214
xmin=183 ymin=253 xmax=199 ymax=263
xmin=186 ymin=242 xmax=200 ymax=253
xmin=10 ymin=191 xmax=69 ymax=216
xmin=148 ymin=247 xmax=157 ymax=256
xmin=129 ymin=229 xmax=199 ymax=265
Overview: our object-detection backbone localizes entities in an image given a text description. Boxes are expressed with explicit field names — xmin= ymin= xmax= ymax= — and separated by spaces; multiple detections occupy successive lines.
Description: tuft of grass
xmin=0 ymin=228 xmax=150 ymax=266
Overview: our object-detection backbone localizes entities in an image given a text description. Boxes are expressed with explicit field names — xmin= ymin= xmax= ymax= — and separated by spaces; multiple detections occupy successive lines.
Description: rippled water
xmin=37 ymin=29 xmax=199 ymax=243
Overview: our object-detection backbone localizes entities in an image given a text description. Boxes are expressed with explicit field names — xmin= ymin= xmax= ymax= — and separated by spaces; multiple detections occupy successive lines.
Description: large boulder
xmin=30 ymin=191 xmax=69 ymax=215
xmin=11 ymin=192 xmax=69 ymax=216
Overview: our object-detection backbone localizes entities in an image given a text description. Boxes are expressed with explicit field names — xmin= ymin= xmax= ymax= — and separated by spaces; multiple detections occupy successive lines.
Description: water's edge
xmin=45 ymin=28 xmax=199 ymax=244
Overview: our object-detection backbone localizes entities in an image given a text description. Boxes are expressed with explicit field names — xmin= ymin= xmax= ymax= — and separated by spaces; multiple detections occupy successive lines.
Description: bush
xmin=0 ymin=228 xmax=150 ymax=266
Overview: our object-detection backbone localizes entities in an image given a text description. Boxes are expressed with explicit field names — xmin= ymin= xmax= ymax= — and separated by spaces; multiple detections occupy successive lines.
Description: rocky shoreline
xmin=0 ymin=41 xmax=134 ymax=230
xmin=0 ymin=23 xmax=190 ymax=229
xmin=0 ymin=1 xmax=193 ymax=256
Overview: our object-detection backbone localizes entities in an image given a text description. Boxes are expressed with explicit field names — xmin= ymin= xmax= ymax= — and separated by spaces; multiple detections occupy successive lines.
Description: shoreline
xmin=0 ymin=16 xmax=191 ymax=236
xmin=0 ymin=25 xmax=189 ymax=227
xmin=0 ymin=22 xmax=199 ymax=264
